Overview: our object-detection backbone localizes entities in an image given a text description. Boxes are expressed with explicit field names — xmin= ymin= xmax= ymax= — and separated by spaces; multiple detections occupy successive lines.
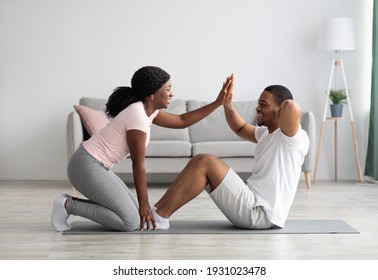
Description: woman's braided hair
xmin=105 ymin=66 xmax=170 ymax=118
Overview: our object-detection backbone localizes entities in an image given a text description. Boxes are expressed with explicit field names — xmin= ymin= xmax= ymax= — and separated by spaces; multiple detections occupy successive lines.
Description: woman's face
xmin=153 ymin=79 xmax=173 ymax=109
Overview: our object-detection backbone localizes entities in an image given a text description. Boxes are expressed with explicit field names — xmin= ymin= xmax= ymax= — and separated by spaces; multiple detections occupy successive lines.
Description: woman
xmin=51 ymin=66 xmax=231 ymax=232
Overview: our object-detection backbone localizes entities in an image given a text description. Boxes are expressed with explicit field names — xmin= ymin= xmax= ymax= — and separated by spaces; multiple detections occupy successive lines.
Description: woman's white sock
xmin=51 ymin=194 xmax=71 ymax=232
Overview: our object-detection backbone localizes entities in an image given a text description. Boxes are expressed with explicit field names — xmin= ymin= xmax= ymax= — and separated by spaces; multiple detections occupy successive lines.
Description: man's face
xmin=255 ymin=91 xmax=280 ymax=128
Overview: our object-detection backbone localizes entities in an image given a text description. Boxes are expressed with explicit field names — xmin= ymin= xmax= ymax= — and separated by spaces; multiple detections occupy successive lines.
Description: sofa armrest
xmin=66 ymin=111 xmax=84 ymax=162
xmin=300 ymin=111 xmax=316 ymax=173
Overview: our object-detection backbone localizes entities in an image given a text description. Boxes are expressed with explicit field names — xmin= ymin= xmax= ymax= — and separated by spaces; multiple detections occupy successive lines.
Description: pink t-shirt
xmin=83 ymin=101 xmax=159 ymax=169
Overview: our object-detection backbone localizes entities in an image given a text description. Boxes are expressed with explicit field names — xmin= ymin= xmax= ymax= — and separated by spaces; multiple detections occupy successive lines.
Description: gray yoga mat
xmin=63 ymin=219 xmax=359 ymax=235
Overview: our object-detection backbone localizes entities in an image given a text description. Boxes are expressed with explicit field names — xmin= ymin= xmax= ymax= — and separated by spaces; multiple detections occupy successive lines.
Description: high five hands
xmin=224 ymin=74 xmax=234 ymax=108
xmin=215 ymin=73 xmax=234 ymax=107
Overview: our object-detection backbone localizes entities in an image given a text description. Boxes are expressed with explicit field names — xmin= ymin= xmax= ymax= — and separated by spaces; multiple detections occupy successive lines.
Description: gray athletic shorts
xmin=207 ymin=168 xmax=274 ymax=229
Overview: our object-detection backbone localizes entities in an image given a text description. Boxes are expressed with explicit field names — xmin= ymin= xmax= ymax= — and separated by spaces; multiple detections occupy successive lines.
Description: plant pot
xmin=330 ymin=104 xmax=343 ymax=118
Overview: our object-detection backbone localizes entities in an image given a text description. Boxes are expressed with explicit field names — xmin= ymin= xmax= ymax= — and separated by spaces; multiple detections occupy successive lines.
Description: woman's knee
xmin=117 ymin=204 xmax=140 ymax=232
xmin=119 ymin=220 xmax=140 ymax=232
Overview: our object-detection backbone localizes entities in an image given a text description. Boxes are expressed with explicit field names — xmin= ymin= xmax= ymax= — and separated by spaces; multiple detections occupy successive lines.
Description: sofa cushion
xmin=73 ymin=104 xmax=109 ymax=136
xmin=192 ymin=141 xmax=255 ymax=157
xmin=187 ymin=100 xmax=257 ymax=142
xmin=79 ymin=97 xmax=107 ymax=111
xmin=150 ymin=99 xmax=190 ymax=141
xmin=146 ymin=141 xmax=192 ymax=157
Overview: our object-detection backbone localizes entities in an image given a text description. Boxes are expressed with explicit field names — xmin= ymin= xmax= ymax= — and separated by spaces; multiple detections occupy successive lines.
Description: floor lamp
xmin=313 ymin=17 xmax=363 ymax=183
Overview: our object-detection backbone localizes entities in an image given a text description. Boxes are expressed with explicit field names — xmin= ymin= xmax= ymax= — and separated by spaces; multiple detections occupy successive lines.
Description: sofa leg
xmin=304 ymin=171 xmax=311 ymax=189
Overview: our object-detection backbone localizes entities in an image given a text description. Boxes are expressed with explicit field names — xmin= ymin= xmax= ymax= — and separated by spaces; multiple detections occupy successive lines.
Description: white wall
xmin=0 ymin=0 xmax=373 ymax=181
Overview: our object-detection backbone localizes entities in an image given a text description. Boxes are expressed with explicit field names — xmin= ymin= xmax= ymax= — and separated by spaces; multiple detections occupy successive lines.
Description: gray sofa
xmin=67 ymin=97 xmax=316 ymax=188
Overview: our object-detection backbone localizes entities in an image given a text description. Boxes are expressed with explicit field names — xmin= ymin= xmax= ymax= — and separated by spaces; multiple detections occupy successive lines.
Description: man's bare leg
xmin=154 ymin=154 xmax=229 ymax=219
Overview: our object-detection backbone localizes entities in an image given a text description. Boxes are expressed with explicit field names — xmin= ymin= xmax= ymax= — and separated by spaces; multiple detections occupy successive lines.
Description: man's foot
xmin=51 ymin=194 xmax=71 ymax=232
xmin=143 ymin=207 xmax=170 ymax=230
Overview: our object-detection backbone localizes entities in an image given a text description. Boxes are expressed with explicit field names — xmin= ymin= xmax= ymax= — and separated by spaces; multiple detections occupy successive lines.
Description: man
xmin=149 ymin=74 xmax=309 ymax=230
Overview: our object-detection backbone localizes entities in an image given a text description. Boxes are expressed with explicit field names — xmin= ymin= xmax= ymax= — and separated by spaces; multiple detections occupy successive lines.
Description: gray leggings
xmin=66 ymin=145 xmax=140 ymax=231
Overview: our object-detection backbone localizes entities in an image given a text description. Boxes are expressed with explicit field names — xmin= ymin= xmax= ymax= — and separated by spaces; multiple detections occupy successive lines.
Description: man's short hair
xmin=264 ymin=85 xmax=293 ymax=106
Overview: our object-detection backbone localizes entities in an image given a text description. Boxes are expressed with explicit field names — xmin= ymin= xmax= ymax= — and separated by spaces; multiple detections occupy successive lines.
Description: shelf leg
xmin=313 ymin=121 xmax=326 ymax=184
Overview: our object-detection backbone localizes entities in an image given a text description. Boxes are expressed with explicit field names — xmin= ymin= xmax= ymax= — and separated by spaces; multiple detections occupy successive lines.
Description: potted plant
xmin=329 ymin=89 xmax=347 ymax=117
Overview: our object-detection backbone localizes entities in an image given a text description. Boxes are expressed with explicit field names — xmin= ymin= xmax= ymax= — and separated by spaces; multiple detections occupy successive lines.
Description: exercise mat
xmin=63 ymin=219 xmax=359 ymax=235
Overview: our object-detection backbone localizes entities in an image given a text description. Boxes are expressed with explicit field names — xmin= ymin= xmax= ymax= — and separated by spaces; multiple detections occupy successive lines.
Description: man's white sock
xmin=153 ymin=206 xmax=170 ymax=229
xmin=143 ymin=206 xmax=170 ymax=230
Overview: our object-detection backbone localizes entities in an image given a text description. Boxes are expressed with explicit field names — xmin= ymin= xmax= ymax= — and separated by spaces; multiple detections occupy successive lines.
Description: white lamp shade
xmin=317 ymin=17 xmax=357 ymax=51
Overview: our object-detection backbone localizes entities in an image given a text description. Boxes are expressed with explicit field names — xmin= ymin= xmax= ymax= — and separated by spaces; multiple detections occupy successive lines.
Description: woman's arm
xmin=152 ymin=78 xmax=232 ymax=128
xmin=127 ymin=129 xmax=156 ymax=230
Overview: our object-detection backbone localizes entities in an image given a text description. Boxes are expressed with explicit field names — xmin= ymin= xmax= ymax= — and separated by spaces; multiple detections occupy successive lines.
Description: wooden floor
xmin=1 ymin=180 xmax=378 ymax=260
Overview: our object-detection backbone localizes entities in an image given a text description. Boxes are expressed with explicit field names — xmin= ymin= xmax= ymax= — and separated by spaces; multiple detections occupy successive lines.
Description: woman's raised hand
xmin=223 ymin=74 xmax=234 ymax=108
xmin=215 ymin=74 xmax=234 ymax=107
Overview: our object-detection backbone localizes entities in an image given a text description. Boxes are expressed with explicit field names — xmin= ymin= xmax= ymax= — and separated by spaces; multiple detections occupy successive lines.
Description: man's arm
xmin=223 ymin=74 xmax=257 ymax=143
xmin=279 ymin=99 xmax=302 ymax=137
